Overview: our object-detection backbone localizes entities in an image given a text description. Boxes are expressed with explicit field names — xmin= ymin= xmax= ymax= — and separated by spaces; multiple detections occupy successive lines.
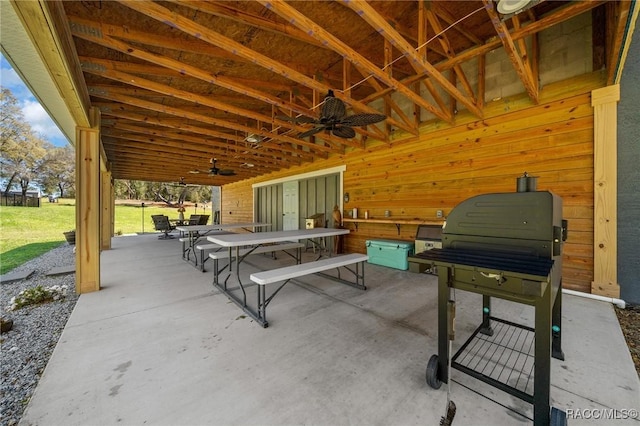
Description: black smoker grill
xmin=412 ymin=188 xmax=567 ymax=425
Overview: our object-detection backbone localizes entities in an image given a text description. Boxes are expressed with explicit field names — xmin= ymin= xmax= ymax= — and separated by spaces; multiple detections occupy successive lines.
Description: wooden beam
xmin=341 ymin=0 xmax=482 ymax=118
xmin=68 ymin=19 xmax=315 ymax=118
xmin=591 ymin=84 xmax=620 ymax=298
xmin=101 ymin=171 xmax=113 ymax=250
xmin=9 ymin=1 xmax=91 ymax=128
xmin=258 ymin=0 xmax=451 ymax=124
xmin=79 ymin=59 xmax=349 ymax=154
xmin=606 ymin=1 xmax=637 ymax=84
xmin=68 ymin=15 xmax=330 ymax=82
xmin=425 ymin=9 xmax=475 ymax=101
xmin=483 ymin=0 xmax=539 ymax=104
xmin=88 ymin=86 xmax=318 ymax=161
xmin=75 ymin=107 xmax=101 ymax=293
xmin=114 ymin=0 xmax=406 ymax=132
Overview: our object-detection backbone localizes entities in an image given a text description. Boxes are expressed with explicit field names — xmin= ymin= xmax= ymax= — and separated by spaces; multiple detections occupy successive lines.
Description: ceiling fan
xmin=169 ymin=177 xmax=199 ymax=187
xmin=189 ymin=158 xmax=237 ymax=176
xmin=279 ymin=90 xmax=386 ymax=139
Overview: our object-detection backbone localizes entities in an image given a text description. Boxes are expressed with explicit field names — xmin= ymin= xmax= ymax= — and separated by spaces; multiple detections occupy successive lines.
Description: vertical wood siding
xmin=222 ymin=73 xmax=606 ymax=293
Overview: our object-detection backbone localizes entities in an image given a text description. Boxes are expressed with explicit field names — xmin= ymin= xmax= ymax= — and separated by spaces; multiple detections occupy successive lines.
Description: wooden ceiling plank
xmin=483 ymin=0 xmax=539 ymax=104
xmin=91 ymin=81 xmax=332 ymax=158
xmin=170 ymin=0 xmax=327 ymax=49
xmin=102 ymin=135 xmax=281 ymax=172
xmin=105 ymin=123 xmax=283 ymax=169
xmin=80 ymin=59 xmax=344 ymax=154
xmin=69 ymin=20 xmax=317 ymax=119
xmin=89 ymin=87 xmax=316 ymax=161
xmin=258 ymin=0 xmax=452 ymax=123
xmin=115 ymin=0 xmax=402 ymax=131
xmin=69 ymin=14 xmax=335 ymax=81
xmin=103 ymin=139 xmax=282 ymax=173
xmin=341 ymin=0 xmax=481 ymax=119
xmin=99 ymin=105 xmax=299 ymax=167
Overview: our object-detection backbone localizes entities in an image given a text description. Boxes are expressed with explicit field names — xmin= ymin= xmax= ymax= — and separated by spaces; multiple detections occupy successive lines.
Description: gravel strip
xmin=0 ymin=244 xmax=78 ymax=426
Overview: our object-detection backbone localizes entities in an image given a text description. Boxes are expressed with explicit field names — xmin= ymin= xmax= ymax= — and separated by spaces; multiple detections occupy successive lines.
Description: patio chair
xmin=198 ymin=214 xmax=210 ymax=225
xmin=151 ymin=215 xmax=175 ymax=239
xmin=187 ymin=215 xmax=201 ymax=226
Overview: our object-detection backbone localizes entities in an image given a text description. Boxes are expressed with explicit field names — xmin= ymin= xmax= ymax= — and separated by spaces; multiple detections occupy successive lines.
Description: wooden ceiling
xmin=53 ymin=0 xmax=631 ymax=185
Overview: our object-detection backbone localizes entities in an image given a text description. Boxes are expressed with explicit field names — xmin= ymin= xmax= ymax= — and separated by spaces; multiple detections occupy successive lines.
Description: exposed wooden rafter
xmin=483 ymin=0 xmax=539 ymax=104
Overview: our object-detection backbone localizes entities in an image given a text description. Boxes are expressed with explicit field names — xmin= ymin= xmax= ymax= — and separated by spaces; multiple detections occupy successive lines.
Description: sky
xmin=1 ymin=53 xmax=69 ymax=147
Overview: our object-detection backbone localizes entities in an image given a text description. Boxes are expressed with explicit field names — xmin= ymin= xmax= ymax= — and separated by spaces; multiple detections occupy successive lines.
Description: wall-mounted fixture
xmin=344 ymin=192 xmax=350 ymax=203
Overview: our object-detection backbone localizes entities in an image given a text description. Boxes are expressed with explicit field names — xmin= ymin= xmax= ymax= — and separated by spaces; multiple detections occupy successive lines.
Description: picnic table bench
xmin=248 ymin=253 xmax=368 ymax=327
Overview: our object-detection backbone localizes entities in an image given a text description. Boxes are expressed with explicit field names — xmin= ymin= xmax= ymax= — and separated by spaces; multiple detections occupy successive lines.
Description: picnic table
xmin=176 ymin=222 xmax=271 ymax=267
xmin=207 ymin=227 xmax=367 ymax=327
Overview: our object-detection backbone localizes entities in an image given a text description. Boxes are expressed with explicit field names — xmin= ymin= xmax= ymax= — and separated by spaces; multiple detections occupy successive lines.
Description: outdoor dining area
xmin=18 ymin=232 xmax=639 ymax=425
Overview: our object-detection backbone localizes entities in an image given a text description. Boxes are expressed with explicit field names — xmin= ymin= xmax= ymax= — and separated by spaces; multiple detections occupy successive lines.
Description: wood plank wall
xmin=222 ymin=72 xmax=608 ymax=293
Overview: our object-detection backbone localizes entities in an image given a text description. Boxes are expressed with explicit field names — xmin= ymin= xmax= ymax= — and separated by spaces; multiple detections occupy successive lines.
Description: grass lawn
xmin=0 ymin=199 xmax=184 ymax=275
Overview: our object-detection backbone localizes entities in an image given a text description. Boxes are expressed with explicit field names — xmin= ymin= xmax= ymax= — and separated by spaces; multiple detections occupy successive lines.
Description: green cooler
xmin=365 ymin=239 xmax=415 ymax=270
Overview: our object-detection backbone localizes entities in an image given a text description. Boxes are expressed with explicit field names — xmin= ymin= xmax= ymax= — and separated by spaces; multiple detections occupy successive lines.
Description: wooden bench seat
xmin=246 ymin=253 xmax=368 ymax=327
xmin=209 ymin=242 xmax=305 ymax=283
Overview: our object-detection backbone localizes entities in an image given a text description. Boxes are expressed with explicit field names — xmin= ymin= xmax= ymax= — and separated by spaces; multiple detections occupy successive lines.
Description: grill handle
xmin=480 ymin=272 xmax=505 ymax=284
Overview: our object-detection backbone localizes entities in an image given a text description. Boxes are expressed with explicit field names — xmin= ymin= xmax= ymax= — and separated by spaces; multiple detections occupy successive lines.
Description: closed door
xmin=283 ymin=180 xmax=299 ymax=230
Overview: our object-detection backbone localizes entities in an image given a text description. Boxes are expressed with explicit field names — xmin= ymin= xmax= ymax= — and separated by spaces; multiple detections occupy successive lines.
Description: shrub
xmin=8 ymin=285 xmax=69 ymax=311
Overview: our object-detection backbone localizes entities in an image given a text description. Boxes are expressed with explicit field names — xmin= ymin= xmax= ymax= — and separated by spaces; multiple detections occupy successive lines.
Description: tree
xmin=39 ymin=145 xmax=75 ymax=197
xmin=0 ymin=88 xmax=32 ymax=194
xmin=0 ymin=88 xmax=50 ymax=196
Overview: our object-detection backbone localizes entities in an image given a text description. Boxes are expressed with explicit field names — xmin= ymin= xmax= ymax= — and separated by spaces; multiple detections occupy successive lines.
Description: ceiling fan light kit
xmin=245 ymin=133 xmax=263 ymax=144
xmin=496 ymin=0 xmax=537 ymax=16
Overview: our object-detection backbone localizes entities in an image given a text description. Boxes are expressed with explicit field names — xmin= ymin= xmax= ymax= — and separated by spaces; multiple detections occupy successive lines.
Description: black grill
xmin=411 ymin=188 xmax=567 ymax=426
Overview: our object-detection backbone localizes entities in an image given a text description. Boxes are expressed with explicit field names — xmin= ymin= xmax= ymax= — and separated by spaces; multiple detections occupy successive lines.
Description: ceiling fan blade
xmin=332 ymin=126 xmax=356 ymax=139
xmin=219 ymin=169 xmax=236 ymax=176
xmin=340 ymin=113 xmax=386 ymax=127
xmin=321 ymin=96 xmax=346 ymax=121
xmin=298 ymin=126 xmax=326 ymax=139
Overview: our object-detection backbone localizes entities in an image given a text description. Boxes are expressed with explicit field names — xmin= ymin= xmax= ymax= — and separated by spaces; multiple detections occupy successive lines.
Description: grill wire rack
xmin=452 ymin=316 xmax=536 ymax=403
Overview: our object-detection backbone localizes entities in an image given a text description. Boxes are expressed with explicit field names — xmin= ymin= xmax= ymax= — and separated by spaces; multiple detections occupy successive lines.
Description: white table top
xmin=207 ymin=228 xmax=350 ymax=247
xmin=176 ymin=222 xmax=271 ymax=233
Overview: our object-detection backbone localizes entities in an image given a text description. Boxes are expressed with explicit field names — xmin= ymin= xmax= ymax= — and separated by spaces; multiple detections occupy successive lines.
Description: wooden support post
xmin=591 ymin=85 xmax=620 ymax=298
xmin=75 ymin=107 xmax=101 ymax=293
xmin=101 ymin=170 xmax=113 ymax=250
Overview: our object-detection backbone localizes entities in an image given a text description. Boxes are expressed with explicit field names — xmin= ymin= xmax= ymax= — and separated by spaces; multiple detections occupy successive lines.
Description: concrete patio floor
xmin=20 ymin=233 xmax=640 ymax=425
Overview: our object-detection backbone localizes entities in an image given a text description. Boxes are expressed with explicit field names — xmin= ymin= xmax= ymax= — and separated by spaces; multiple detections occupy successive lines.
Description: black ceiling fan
xmin=189 ymin=158 xmax=236 ymax=176
xmin=279 ymin=90 xmax=386 ymax=139
xmin=168 ymin=177 xmax=199 ymax=187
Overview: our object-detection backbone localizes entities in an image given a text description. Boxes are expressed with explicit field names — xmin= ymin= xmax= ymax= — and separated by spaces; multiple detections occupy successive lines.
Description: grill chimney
xmin=516 ymin=172 xmax=538 ymax=192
